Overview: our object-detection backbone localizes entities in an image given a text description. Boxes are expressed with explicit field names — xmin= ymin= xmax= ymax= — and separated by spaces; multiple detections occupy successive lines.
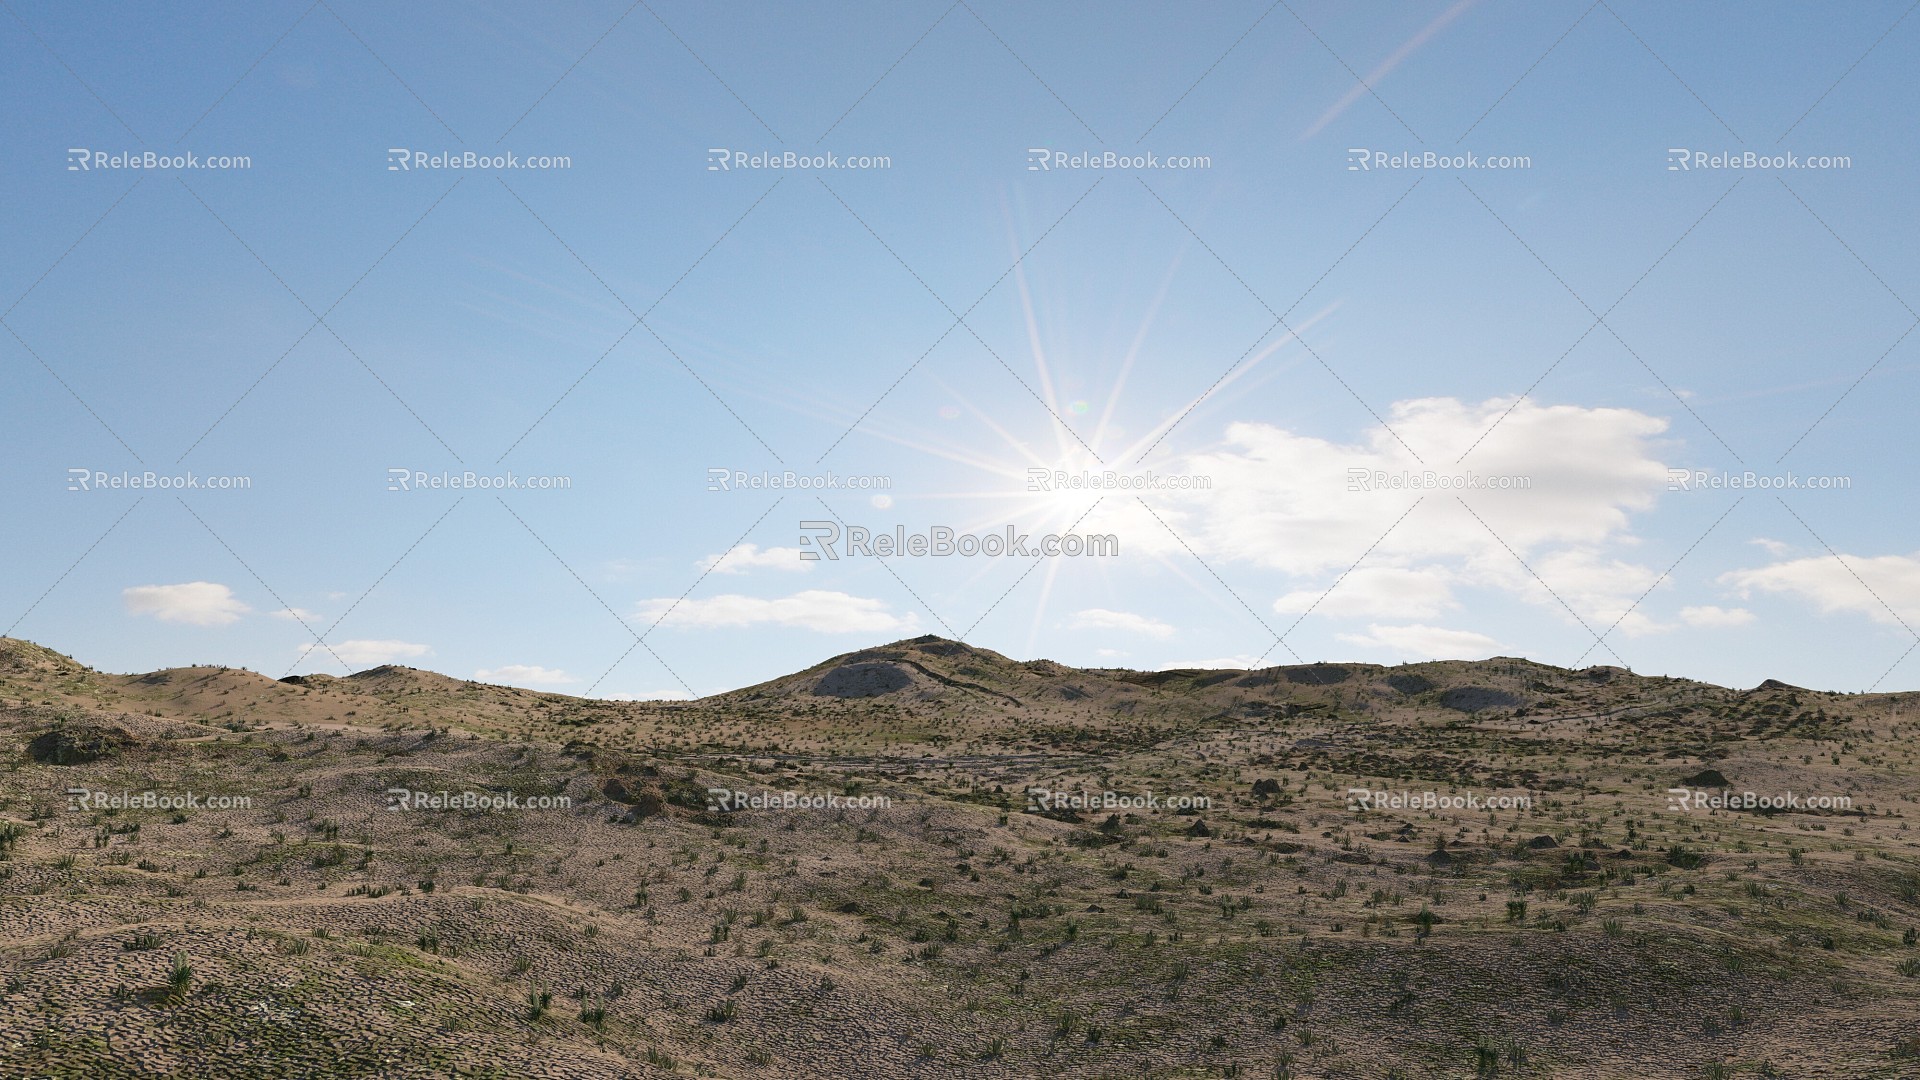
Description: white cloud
xmin=1274 ymin=566 xmax=1455 ymax=619
xmin=1680 ymin=605 xmax=1755 ymax=628
xmin=1158 ymin=654 xmax=1269 ymax=670
xmin=297 ymin=640 xmax=432 ymax=667
xmin=1337 ymin=623 xmax=1499 ymax=659
xmin=634 ymin=590 xmax=917 ymax=634
xmin=123 ymin=582 xmax=250 ymax=626
xmin=1720 ymin=553 xmax=1920 ymax=625
xmin=598 ymin=688 xmax=696 ymax=702
xmin=1070 ymin=607 xmax=1174 ymax=638
xmin=1749 ymin=538 xmax=1791 ymax=556
xmin=1085 ymin=398 xmax=1675 ymax=634
xmin=696 ymin=543 xmax=810 ymax=574
xmin=474 ymin=664 xmax=577 ymax=687
xmin=269 ymin=607 xmax=323 ymax=622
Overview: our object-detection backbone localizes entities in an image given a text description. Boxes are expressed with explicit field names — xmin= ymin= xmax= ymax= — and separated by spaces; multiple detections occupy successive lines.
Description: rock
xmin=1680 ymin=769 xmax=1729 ymax=788
xmin=1526 ymin=835 xmax=1559 ymax=850
xmin=1251 ymin=778 xmax=1283 ymax=798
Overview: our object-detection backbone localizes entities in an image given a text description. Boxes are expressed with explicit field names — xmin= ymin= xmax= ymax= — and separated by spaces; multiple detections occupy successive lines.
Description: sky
xmin=3 ymin=0 xmax=1918 ymax=698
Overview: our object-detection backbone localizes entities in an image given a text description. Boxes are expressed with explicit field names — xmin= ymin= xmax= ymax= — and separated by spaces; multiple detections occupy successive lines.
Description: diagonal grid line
xmin=958 ymin=497 xmax=1106 ymax=641
xmin=1776 ymin=0 xmax=1920 ymax=143
xmin=1454 ymin=496 xmax=1627 ymax=666
xmin=810 ymin=496 xmax=960 ymax=639
xmin=586 ymin=497 xmax=790 ymax=695
xmin=1772 ymin=176 xmax=1918 ymax=321
xmin=4 ymin=497 xmax=145 ymax=638
xmin=1135 ymin=176 xmax=1424 ymax=463
xmin=175 ymin=177 xmax=467 ymax=463
xmin=814 ymin=176 xmax=1103 ymax=463
xmin=956 ymin=0 xmax=1102 ymax=143
xmin=818 ymin=1 xmax=961 ymax=143
xmin=1571 ymin=495 xmax=1746 ymax=665
xmin=177 ymin=178 xmax=466 ymax=463
xmin=173 ymin=496 xmax=354 ymax=674
xmin=177 ymin=0 xmax=322 ymax=142
xmin=1137 ymin=0 xmax=1284 ymax=142
xmin=1 ymin=0 xmax=146 ymax=143
xmin=495 ymin=496 xmax=705 ymax=700
xmin=1867 ymin=640 xmax=1919 ymax=694
xmin=1273 ymin=497 xmax=1427 ymax=648
xmin=1458 ymin=0 xmax=1600 ymax=142
xmin=813 ymin=177 xmax=1105 ymax=464
xmin=1455 ymin=177 xmax=1743 ymax=464
xmin=493 ymin=175 xmax=785 ymax=461
xmin=0 ymin=318 xmax=147 ymax=463
xmin=497 ymin=0 xmax=646 ymax=143
xmin=1775 ymin=317 xmax=1919 ymax=463
xmin=1130 ymin=496 xmax=1295 ymax=662
xmin=318 ymin=0 xmax=463 ymax=143
xmin=1455 ymin=176 xmax=1745 ymax=465
xmin=1596 ymin=0 xmax=1741 ymax=142
xmin=290 ymin=498 xmax=469 ymax=677
xmin=636 ymin=0 xmax=782 ymax=142
xmin=1772 ymin=496 xmax=1920 ymax=641
xmin=5 ymin=178 xmax=144 ymax=320
xmin=1276 ymin=0 xmax=1423 ymax=142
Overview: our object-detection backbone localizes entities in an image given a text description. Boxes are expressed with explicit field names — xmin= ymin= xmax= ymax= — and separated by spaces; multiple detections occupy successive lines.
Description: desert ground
xmin=3 ymin=633 xmax=1918 ymax=1078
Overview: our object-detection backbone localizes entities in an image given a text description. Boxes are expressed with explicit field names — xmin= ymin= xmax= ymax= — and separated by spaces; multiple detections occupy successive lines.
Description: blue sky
xmin=4 ymin=0 xmax=1918 ymax=696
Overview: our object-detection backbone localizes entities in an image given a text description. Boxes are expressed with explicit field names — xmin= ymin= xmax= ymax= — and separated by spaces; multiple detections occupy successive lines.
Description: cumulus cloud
xmin=297 ymin=640 xmax=432 ymax=667
xmin=696 ymin=543 xmax=811 ymax=574
xmin=1680 ymin=605 xmax=1756 ymax=627
xmin=1336 ymin=623 xmax=1499 ymax=659
xmin=1720 ymin=553 xmax=1920 ymax=625
xmin=1089 ymin=397 xmax=1674 ymax=633
xmin=1070 ymin=608 xmax=1175 ymax=638
xmin=269 ymin=607 xmax=323 ymax=622
xmin=474 ymin=664 xmax=577 ymax=687
xmin=123 ymin=582 xmax=250 ymax=626
xmin=634 ymin=590 xmax=917 ymax=634
xmin=1274 ymin=566 xmax=1455 ymax=619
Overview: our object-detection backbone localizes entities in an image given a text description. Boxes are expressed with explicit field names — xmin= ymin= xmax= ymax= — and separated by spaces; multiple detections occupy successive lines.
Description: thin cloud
xmin=1071 ymin=607 xmax=1175 ymax=638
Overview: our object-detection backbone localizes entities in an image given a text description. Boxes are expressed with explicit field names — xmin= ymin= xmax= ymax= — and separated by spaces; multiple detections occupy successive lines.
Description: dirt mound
xmin=347 ymin=665 xmax=468 ymax=693
xmin=1385 ymin=673 xmax=1435 ymax=695
xmin=812 ymin=662 xmax=917 ymax=698
xmin=1439 ymin=686 xmax=1524 ymax=712
xmin=27 ymin=719 xmax=140 ymax=764
xmin=1283 ymin=664 xmax=1352 ymax=685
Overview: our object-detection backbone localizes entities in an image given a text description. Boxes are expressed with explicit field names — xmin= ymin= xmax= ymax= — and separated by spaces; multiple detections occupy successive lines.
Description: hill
xmin=1 ymin=636 xmax=1918 ymax=1077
